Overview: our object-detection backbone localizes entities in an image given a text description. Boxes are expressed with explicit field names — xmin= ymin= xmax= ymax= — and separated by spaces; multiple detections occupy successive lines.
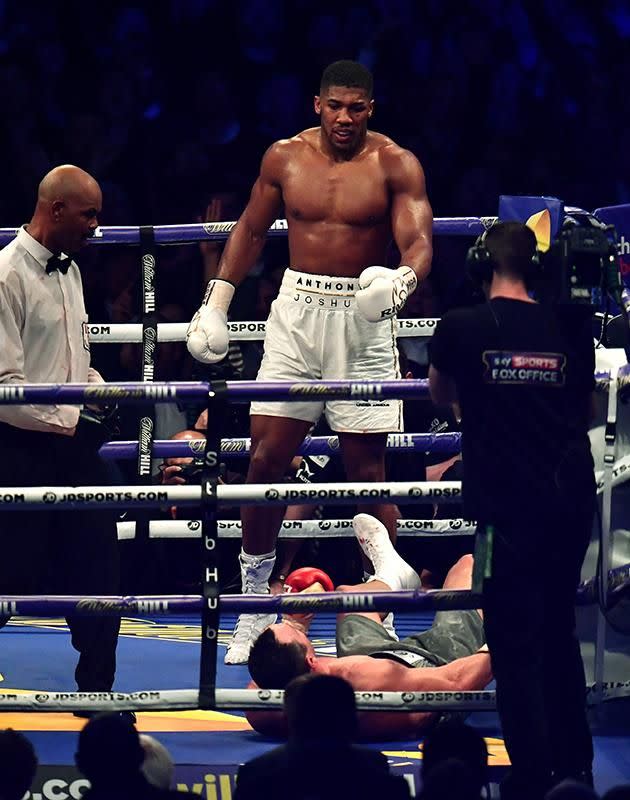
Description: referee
xmin=0 ymin=165 xmax=120 ymax=694
xmin=429 ymin=222 xmax=596 ymax=800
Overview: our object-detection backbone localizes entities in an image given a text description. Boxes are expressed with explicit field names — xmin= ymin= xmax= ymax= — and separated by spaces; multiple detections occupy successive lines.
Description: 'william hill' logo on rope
xmin=0 ymin=386 xmax=25 ymax=401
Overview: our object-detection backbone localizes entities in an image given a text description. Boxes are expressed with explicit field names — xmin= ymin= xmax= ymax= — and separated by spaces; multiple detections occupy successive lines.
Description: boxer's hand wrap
xmin=283 ymin=567 xmax=334 ymax=593
xmin=356 ymin=265 xmax=418 ymax=322
xmin=186 ymin=279 xmax=235 ymax=363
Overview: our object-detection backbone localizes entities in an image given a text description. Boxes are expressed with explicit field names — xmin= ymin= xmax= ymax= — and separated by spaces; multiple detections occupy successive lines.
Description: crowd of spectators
xmin=1 ymin=0 xmax=628 ymax=329
xmin=1 ymin=676 xmax=629 ymax=799
xmin=1 ymin=0 xmax=628 ymax=230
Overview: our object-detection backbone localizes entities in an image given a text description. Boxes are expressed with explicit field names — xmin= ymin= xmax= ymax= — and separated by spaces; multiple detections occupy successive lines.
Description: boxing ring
xmin=0 ymin=215 xmax=629 ymax=797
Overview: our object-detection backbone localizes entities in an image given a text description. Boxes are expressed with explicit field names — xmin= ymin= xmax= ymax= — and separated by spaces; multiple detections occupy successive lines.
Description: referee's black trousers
xmin=480 ymin=504 xmax=594 ymax=800
xmin=0 ymin=421 xmax=120 ymax=692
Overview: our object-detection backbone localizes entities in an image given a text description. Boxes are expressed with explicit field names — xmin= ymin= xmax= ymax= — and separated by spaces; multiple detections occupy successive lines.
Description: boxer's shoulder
xmin=270 ymin=129 xmax=319 ymax=155
xmin=377 ymin=138 xmax=425 ymax=180
xmin=262 ymin=132 xmax=315 ymax=178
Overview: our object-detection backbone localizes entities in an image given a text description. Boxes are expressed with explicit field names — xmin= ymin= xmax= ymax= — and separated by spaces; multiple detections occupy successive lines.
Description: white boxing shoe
xmin=353 ymin=513 xmax=421 ymax=592
xmin=225 ymin=549 xmax=277 ymax=664
xmin=224 ymin=612 xmax=277 ymax=665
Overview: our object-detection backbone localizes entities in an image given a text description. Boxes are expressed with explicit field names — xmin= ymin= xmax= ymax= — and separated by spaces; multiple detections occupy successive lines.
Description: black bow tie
xmin=46 ymin=254 xmax=73 ymax=275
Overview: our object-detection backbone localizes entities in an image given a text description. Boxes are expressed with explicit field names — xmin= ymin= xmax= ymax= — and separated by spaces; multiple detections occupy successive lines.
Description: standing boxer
xmin=187 ymin=60 xmax=433 ymax=663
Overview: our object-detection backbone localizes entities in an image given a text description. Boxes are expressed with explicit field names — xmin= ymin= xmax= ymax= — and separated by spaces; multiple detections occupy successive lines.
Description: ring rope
xmin=0 ymin=480 xmax=462 ymax=509
xmin=0 ymin=564 xmax=626 ymax=615
xmin=0 ymin=379 xmax=431 ymax=405
xmin=86 ymin=318 xmax=442 ymax=344
xmin=3 ymin=462 xmax=629 ymax=509
xmin=0 ymin=588 xmax=483 ymax=616
xmin=99 ymin=432 xmax=462 ymax=460
xmin=0 ymin=681 xmax=627 ymax=714
xmin=0 ymin=217 xmax=492 ymax=248
xmin=115 ymin=518 xmax=476 ymax=540
xmin=0 ymin=374 xmax=623 ymax=407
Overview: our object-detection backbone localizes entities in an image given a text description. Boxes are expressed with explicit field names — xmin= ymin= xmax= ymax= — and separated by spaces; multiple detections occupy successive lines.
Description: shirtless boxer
xmin=187 ymin=60 xmax=433 ymax=663
xmin=246 ymin=514 xmax=491 ymax=740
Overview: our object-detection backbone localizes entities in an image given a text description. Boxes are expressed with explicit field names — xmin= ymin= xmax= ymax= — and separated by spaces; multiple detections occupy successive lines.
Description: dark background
xmin=2 ymin=0 xmax=625 ymax=589
xmin=1 ymin=0 xmax=629 ymax=326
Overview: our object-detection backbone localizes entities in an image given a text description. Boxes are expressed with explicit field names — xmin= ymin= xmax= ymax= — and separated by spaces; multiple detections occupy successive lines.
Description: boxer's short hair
xmin=320 ymin=60 xmax=373 ymax=97
xmin=248 ymin=628 xmax=310 ymax=689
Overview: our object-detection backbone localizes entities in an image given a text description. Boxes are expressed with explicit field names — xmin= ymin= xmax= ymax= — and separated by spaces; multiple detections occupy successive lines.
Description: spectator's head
xmin=139 ymin=734 xmax=174 ymax=790
xmin=421 ymin=758 xmax=481 ymax=800
xmin=422 ymin=720 xmax=488 ymax=796
xmin=0 ymin=729 xmax=38 ymax=800
xmin=546 ymin=779 xmax=599 ymax=800
xmin=248 ymin=622 xmax=315 ymax=689
xmin=284 ymin=673 xmax=358 ymax=743
xmin=75 ymin=713 xmax=144 ymax=787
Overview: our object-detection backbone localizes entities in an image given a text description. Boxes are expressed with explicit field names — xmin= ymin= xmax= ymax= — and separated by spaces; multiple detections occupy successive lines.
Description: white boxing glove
xmin=355 ymin=265 xmax=418 ymax=322
xmin=186 ymin=279 xmax=235 ymax=363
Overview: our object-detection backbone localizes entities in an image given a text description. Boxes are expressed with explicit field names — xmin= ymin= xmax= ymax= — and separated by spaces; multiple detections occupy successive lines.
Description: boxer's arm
xmin=215 ymin=143 xmax=285 ymax=288
xmin=422 ymin=652 xmax=493 ymax=691
xmin=386 ymin=146 xmax=433 ymax=283
xmin=355 ymin=148 xmax=432 ymax=322
xmin=351 ymin=651 xmax=491 ymax=693
xmin=244 ymin=679 xmax=289 ymax=737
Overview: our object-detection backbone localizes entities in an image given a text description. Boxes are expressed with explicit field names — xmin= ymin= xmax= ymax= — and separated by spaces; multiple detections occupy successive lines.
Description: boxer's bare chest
xmin=282 ymin=150 xmax=390 ymax=228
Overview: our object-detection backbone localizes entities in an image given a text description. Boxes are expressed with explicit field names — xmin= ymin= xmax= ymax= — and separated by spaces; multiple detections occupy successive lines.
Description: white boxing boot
xmin=225 ymin=549 xmax=277 ymax=665
xmin=353 ymin=514 xmax=421 ymax=592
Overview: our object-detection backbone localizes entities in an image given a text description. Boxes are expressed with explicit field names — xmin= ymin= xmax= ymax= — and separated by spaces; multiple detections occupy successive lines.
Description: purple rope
xmin=1 ymin=565 xmax=627 ymax=616
xmin=98 ymin=432 xmax=462 ymax=460
xmin=2 ymin=373 xmax=621 ymax=407
xmin=0 ymin=382 xmax=209 ymax=404
xmin=0 ymin=380 xmax=429 ymax=405
xmin=0 ymin=217 xmax=488 ymax=247
xmin=225 ymin=379 xmax=429 ymax=401
xmin=0 ymin=590 xmax=479 ymax=616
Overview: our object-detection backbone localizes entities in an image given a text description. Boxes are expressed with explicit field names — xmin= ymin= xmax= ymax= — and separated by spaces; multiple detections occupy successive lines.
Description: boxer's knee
xmin=344 ymin=458 xmax=385 ymax=482
xmin=247 ymin=441 xmax=292 ymax=481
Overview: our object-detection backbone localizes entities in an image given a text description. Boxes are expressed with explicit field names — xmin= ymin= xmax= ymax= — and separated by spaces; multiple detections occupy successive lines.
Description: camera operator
xmin=159 ymin=429 xmax=209 ymax=490
xmin=154 ymin=426 xmax=244 ymax=593
xmin=428 ymin=222 xmax=596 ymax=800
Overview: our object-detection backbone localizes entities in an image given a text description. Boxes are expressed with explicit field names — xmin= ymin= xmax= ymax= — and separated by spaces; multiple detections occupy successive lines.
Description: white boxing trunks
xmin=250 ymin=269 xmax=403 ymax=433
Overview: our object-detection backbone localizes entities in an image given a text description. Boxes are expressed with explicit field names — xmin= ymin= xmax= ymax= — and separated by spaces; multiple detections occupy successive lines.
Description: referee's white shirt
xmin=0 ymin=226 xmax=103 ymax=434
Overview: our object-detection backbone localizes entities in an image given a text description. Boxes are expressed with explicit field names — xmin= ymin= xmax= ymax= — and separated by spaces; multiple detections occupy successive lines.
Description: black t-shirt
xmin=430 ymin=298 xmax=596 ymax=521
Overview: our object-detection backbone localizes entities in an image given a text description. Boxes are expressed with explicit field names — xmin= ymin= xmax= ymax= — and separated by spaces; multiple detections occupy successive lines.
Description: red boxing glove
xmin=283 ymin=567 xmax=334 ymax=593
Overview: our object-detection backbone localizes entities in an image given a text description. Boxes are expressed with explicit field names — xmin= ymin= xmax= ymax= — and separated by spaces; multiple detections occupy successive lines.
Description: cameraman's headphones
xmin=465 ymin=227 xmax=542 ymax=287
